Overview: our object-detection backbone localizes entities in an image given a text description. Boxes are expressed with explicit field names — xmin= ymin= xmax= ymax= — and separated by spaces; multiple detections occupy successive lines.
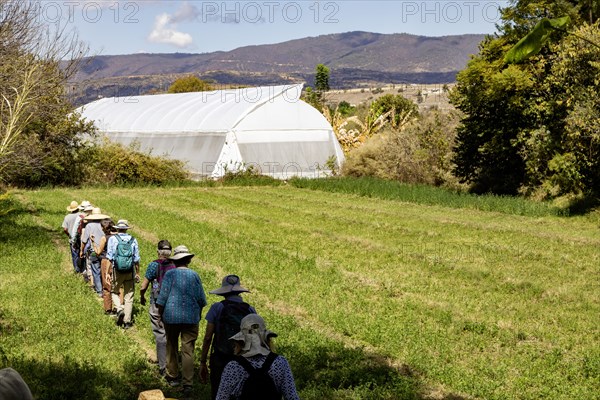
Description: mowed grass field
xmin=1 ymin=183 xmax=598 ymax=399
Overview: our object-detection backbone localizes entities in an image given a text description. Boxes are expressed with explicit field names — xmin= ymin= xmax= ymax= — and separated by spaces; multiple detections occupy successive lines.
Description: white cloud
xmin=147 ymin=12 xmax=193 ymax=48
xmin=172 ymin=2 xmax=201 ymax=23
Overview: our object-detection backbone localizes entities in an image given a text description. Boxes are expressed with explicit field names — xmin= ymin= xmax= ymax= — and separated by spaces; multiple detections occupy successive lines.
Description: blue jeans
xmin=71 ymin=243 xmax=81 ymax=273
xmin=90 ymin=255 xmax=102 ymax=295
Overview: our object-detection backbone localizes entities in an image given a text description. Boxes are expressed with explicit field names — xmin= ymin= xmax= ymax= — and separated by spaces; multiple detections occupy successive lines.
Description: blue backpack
xmin=114 ymin=235 xmax=134 ymax=272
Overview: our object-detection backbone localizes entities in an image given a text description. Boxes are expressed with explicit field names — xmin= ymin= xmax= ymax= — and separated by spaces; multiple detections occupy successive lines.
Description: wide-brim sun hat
xmin=170 ymin=245 xmax=194 ymax=261
xmin=210 ymin=274 xmax=249 ymax=296
xmin=78 ymin=200 xmax=92 ymax=211
xmin=66 ymin=201 xmax=79 ymax=212
xmin=85 ymin=207 xmax=110 ymax=221
xmin=229 ymin=314 xmax=277 ymax=358
xmin=115 ymin=219 xmax=130 ymax=230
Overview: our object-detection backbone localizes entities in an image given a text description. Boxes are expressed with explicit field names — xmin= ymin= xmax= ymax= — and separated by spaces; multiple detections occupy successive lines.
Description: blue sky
xmin=42 ymin=1 xmax=509 ymax=55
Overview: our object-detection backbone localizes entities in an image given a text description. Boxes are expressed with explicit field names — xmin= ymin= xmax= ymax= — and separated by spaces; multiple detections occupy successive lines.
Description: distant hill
xmin=69 ymin=31 xmax=485 ymax=106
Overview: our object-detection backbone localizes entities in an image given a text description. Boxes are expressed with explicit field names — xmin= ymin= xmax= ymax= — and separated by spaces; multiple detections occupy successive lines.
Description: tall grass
xmin=290 ymin=176 xmax=568 ymax=217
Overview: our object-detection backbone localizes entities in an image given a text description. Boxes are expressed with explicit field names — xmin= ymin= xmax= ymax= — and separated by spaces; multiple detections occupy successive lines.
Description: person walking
xmin=71 ymin=200 xmax=93 ymax=275
xmin=106 ymin=219 xmax=141 ymax=329
xmin=216 ymin=314 xmax=300 ymax=400
xmin=139 ymin=240 xmax=176 ymax=377
xmin=156 ymin=245 xmax=207 ymax=397
xmin=80 ymin=208 xmax=110 ymax=298
xmin=92 ymin=219 xmax=116 ymax=314
xmin=62 ymin=201 xmax=79 ymax=272
xmin=200 ymin=275 xmax=256 ymax=399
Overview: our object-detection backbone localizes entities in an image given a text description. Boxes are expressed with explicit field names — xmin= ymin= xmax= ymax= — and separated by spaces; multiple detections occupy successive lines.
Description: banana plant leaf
xmin=505 ymin=16 xmax=571 ymax=63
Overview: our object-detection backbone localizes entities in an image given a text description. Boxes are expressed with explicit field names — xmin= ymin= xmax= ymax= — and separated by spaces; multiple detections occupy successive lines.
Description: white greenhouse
xmin=77 ymin=83 xmax=345 ymax=179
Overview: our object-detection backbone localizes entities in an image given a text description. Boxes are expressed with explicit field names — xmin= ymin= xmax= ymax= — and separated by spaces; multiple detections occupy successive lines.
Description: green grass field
xmin=0 ymin=183 xmax=598 ymax=399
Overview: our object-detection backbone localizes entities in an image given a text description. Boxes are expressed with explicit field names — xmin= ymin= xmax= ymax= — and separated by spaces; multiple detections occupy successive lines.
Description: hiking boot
xmin=116 ymin=310 xmax=125 ymax=326
xmin=158 ymin=368 xmax=166 ymax=377
xmin=182 ymin=385 xmax=193 ymax=397
xmin=165 ymin=376 xmax=180 ymax=387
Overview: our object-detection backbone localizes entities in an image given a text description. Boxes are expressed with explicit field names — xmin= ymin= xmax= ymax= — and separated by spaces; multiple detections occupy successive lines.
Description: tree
xmin=0 ymin=1 xmax=93 ymax=186
xmin=369 ymin=94 xmax=419 ymax=129
xmin=168 ymin=75 xmax=213 ymax=93
xmin=449 ymin=0 xmax=600 ymax=197
xmin=314 ymin=64 xmax=330 ymax=92
xmin=303 ymin=64 xmax=331 ymax=112
xmin=521 ymin=24 xmax=600 ymax=196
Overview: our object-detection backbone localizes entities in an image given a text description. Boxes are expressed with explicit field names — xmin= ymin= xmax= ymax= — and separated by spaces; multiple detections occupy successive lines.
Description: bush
xmin=342 ymin=109 xmax=461 ymax=188
xmin=80 ymin=138 xmax=189 ymax=185
xmin=168 ymin=75 xmax=213 ymax=93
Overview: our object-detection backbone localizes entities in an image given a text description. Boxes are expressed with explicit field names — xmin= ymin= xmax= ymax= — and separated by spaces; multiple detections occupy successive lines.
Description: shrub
xmin=168 ymin=75 xmax=213 ymax=93
xmin=342 ymin=109 xmax=461 ymax=187
xmin=80 ymin=138 xmax=189 ymax=185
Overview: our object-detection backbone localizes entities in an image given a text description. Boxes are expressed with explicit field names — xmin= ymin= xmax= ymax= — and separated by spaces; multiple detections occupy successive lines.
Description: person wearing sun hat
xmin=62 ymin=201 xmax=80 ymax=272
xmin=156 ymin=245 xmax=207 ymax=397
xmin=199 ymin=275 xmax=256 ymax=399
xmin=70 ymin=200 xmax=94 ymax=275
xmin=62 ymin=201 xmax=79 ymax=237
xmin=0 ymin=368 xmax=33 ymax=400
xmin=216 ymin=314 xmax=299 ymax=400
xmin=80 ymin=207 xmax=111 ymax=297
xmin=106 ymin=219 xmax=141 ymax=330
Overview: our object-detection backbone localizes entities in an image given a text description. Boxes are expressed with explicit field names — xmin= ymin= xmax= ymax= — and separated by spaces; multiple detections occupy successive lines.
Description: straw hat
xmin=66 ymin=201 xmax=79 ymax=212
xmin=85 ymin=207 xmax=110 ymax=221
xmin=209 ymin=275 xmax=249 ymax=296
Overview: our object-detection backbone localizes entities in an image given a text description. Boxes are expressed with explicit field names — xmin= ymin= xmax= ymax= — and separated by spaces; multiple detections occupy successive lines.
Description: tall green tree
xmin=315 ymin=64 xmax=330 ymax=92
xmin=450 ymin=0 xmax=600 ymax=197
xmin=303 ymin=64 xmax=331 ymax=112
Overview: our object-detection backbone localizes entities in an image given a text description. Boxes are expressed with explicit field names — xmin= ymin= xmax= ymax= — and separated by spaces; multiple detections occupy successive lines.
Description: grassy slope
xmin=1 ymin=185 xmax=598 ymax=400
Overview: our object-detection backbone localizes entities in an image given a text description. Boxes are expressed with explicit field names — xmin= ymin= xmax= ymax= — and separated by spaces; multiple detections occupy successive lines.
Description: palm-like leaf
xmin=505 ymin=16 xmax=571 ymax=64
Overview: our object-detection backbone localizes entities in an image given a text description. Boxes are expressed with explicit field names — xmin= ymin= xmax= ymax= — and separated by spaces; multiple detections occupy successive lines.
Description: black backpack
xmin=236 ymin=352 xmax=281 ymax=400
xmin=213 ymin=300 xmax=254 ymax=355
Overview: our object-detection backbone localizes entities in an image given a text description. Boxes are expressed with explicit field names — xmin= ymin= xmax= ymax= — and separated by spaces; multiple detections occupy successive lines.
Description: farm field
xmin=1 ymin=184 xmax=598 ymax=399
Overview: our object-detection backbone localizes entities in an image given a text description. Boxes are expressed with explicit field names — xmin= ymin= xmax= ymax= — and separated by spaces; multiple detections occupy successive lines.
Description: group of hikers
xmin=61 ymin=200 xmax=300 ymax=399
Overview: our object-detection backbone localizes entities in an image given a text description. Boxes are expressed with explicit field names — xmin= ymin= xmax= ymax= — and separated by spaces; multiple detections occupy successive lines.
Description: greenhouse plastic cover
xmin=77 ymin=83 xmax=345 ymax=179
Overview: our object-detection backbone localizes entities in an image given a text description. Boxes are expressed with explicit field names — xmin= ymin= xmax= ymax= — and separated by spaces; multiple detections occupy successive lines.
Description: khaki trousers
xmin=111 ymin=271 xmax=135 ymax=323
xmin=100 ymin=259 xmax=113 ymax=312
xmin=164 ymin=323 xmax=199 ymax=387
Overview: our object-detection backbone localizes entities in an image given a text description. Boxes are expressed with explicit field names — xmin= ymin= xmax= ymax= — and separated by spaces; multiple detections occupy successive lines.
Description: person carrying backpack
xmin=216 ymin=314 xmax=299 ymax=400
xmin=106 ymin=219 xmax=141 ymax=329
xmin=200 ymin=275 xmax=256 ymax=400
xmin=139 ymin=240 xmax=176 ymax=376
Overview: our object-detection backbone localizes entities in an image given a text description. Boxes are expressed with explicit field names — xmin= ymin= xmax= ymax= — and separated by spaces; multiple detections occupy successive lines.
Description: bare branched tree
xmin=0 ymin=0 xmax=90 ymax=184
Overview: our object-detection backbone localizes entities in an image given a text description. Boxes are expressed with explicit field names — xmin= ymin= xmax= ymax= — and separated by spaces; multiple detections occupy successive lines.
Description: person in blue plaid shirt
xmin=156 ymin=245 xmax=207 ymax=397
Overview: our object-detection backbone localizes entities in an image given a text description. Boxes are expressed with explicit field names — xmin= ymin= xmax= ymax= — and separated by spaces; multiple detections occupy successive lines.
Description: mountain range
xmin=69 ymin=31 xmax=485 ymax=106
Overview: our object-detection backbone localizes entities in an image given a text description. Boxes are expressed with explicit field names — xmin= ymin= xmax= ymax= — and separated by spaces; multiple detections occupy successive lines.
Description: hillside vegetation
xmin=1 ymin=184 xmax=598 ymax=399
